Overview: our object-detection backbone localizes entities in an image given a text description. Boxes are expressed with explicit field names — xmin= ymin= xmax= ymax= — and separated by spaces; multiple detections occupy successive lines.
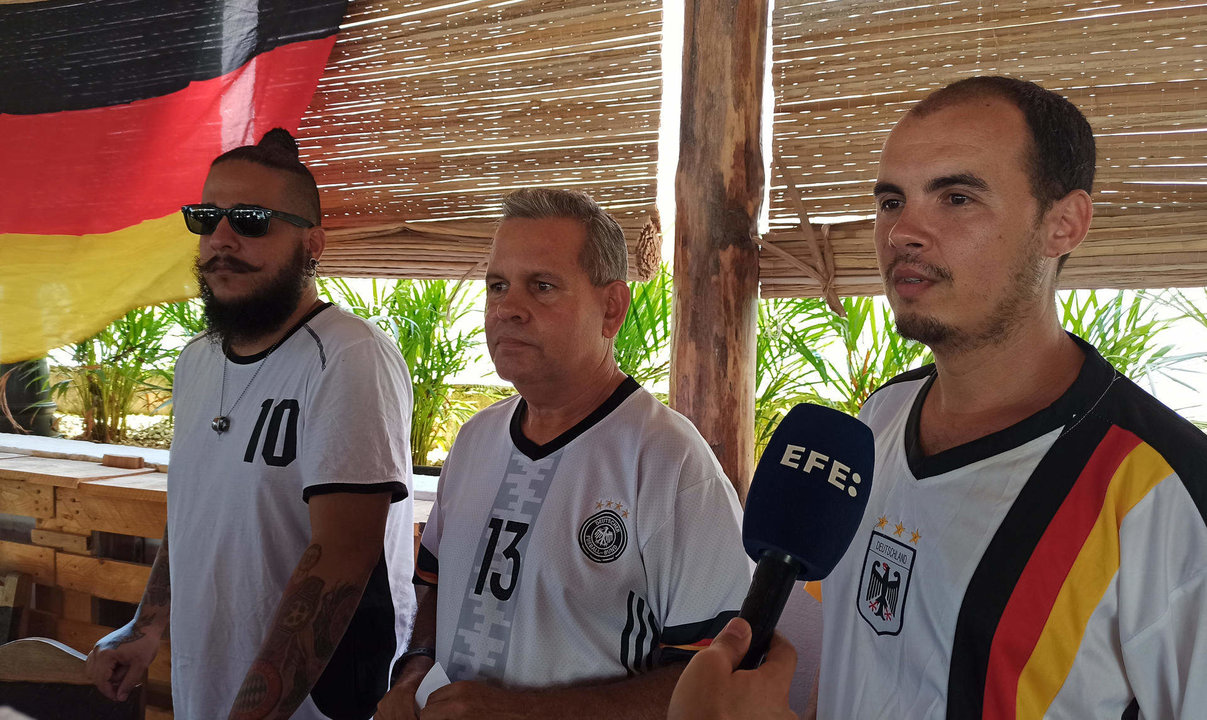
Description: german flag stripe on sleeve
xmin=947 ymin=417 xmax=1106 ymax=716
xmin=657 ymin=610 xmax=740 ymax=664
xmin=947 ymin=411 xmax=1186 ymax=719
xmin=414 ymin=543 xmax=440 ymax=587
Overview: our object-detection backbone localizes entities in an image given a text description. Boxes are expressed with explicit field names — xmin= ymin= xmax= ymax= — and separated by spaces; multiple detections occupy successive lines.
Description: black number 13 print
xmin=474 ymin=517 xmax=530 ymax=601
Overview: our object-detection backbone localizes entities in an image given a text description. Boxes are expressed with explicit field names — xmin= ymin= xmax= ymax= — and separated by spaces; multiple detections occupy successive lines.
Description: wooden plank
xmin=52 ymin=488 xmax=166 ymax=539
xmin=56 ymin=554 xmax=149 ymax=605
xmin=0 ymin=540 xmax=54 ymax=585
xmin=145 ymin=707 xmax=174 ymax=720
xmin=0 ymin=455 xmax=154 ymax=489
xmin=32 ymin=583 xmax=61 ymax=615
xmin=61 ymin=589 xmax=96 ymax=623
xmin=76 ymin=472 xmax=168 ymax=503
xmin=0 ymin=453 xmax=22 ymax=460
xmin=30 ymin=528 xmax=92 ymax=555
xmin=0 ymin=477 xmax=53 ymax=518
xmin=101 ymin=454 xmax=144 ymax=470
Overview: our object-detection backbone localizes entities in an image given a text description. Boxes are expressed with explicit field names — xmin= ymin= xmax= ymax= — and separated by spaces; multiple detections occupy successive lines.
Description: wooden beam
xmin=0 ymin=477 xmax=53 ymax=518
xmin=0 ymin=541 xmax=54 ymax=585
xmin=55 ymin=554 xmax=149 ymax=605
xmin=670 ymin=0 xmax=769 ymax=499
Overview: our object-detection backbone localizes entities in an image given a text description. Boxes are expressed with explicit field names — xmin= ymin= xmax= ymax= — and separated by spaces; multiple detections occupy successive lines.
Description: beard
xmin=197 ymin=243 xmax=310 ymax=347
xmin=891 ymin=230 xmax=1047 ymax=354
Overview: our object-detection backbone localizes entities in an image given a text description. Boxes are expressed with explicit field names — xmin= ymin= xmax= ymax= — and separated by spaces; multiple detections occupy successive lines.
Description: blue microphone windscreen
xmin=743 ymin=403 xmax=875 ymax=581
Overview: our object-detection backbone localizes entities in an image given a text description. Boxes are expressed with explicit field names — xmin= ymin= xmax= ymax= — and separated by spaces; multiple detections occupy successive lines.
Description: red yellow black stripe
xmin=981 ymin=428 xmax=1168 ymax=719
xmin=0 ymin=0 xmax=347 ymax=361
xmin=0 ymin=38 xmax=338 ymax=236
xmin=946 ymin=339 xmax=1207 ymax=718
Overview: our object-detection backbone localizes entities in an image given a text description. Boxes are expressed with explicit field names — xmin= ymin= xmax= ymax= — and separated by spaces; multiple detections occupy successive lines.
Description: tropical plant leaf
xmin=319 ymin=277 xmax=485 ymax=466
xmin=52 ymin=305 xmax=179 ymax=443
xmin=613 ymin=264 xmax=673 ymax=386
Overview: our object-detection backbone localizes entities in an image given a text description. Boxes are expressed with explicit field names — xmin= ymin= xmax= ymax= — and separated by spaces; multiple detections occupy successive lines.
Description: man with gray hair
xmin=378 ymin=188 xmax=753 ymax=719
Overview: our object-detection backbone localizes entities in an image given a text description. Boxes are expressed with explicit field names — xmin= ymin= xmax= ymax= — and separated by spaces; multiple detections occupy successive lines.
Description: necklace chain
xmin=213 ymin=335 xmax=287 ymax=434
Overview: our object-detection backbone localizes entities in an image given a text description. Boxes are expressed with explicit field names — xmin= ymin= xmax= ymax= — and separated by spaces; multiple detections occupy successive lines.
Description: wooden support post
xmin=671 ymin=0 xmax=768 ymax=499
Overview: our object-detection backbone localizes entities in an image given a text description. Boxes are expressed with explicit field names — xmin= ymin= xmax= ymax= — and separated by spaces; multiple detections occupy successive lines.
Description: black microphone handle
xmin=737 ymin=549 xmax=802 ymax=670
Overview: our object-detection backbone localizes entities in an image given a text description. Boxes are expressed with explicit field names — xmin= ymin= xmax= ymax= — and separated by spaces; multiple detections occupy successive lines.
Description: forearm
xmin=437 ymin=662 xmax=685 ymax=720
xmin=133 ymin=529 xmax=170 ymax=637
xmin=227 ymin=541 xmax=377 ymax=720
xmin=528 ymin=663 xmax=684 ymax=720
xmin=390 ymin=584 xmax=438 ymax=693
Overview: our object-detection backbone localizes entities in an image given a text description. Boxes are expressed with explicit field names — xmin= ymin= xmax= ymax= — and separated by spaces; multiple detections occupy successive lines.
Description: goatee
xmin=891 ymin=231 xmax=1047 ymax=354
xmin=197 ymin=244 xmax=310 ymax=347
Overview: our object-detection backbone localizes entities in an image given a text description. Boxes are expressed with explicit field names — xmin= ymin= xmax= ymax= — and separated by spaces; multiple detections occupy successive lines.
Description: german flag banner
xmin=0 ymin=0 xmax=347 ymax=363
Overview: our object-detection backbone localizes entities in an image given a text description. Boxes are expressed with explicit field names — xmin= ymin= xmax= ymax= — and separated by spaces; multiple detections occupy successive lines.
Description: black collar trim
xmin=226 ymin=302 xmax=334 ymax=364
xmin=905 ymin=334 xmax=1118 ymax=478
xmin=509 ymin=376 xmax=641 ymax=461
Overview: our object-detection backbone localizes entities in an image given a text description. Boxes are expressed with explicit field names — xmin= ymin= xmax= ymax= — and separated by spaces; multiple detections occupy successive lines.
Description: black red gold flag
xmin=0 ymin=0 xmax=347 ymax=362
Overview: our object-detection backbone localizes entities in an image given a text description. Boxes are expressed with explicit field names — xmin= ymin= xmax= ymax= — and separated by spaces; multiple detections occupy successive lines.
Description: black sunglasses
xmin=181 ymin=204 xmax=315 ymax=238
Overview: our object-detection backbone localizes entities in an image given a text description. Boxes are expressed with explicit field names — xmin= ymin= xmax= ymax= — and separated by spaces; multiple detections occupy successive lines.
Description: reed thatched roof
xmin=302 ymin=0 xmax=664 ymax=282
xmin=300 ymin=0 xmax=1205 ymax=296
xmin=760 ymin=0 xmax=1207 ymax=300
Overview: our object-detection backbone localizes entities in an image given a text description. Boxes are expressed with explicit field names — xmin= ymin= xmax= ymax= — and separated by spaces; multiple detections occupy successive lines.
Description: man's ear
xmin=601 ymin=280 xmax=632 ymax=339
xmin=306 ymin=225 xmax=327 ymax=262
xmin=1042 ymin=189 xmax=1093 ymax=259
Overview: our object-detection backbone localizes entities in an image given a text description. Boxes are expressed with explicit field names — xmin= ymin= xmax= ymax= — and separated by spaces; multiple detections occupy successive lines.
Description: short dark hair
xmin=499 ymin=188 xmax=628 ymax=285
xmin=912 ymin=77 xmax=1095 ymax=270
xmin=211 ymin=128 xmax=322 ymax=225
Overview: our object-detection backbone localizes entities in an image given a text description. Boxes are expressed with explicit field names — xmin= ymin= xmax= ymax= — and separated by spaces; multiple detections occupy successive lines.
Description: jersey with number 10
xmin=168 ymin=304 xmax=416 ymax=720
xmin=417 ymin=378 xmax=752 ymax=688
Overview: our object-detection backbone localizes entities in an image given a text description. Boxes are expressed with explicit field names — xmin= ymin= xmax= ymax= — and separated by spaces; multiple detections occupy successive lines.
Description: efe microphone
xmin=738 ymin=403 xmax=875 ymax=669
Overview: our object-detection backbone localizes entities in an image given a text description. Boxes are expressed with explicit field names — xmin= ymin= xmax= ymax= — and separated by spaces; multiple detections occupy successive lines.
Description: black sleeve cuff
xmin=302 ymin=481 xmax=408 ymax=503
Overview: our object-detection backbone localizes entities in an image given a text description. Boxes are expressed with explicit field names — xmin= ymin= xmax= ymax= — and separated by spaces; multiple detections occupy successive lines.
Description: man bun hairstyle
xmin=211 ymin=128 xmax=322 ymax=225
xmin=500 ymin=188 xmax=628 ymax=286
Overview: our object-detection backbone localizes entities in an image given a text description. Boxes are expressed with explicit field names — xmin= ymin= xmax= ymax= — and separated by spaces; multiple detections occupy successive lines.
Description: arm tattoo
xmin=230 ymin=660 xmax=283 ymax=720
xmin=296 ymin=544 xmax=321 ymax=574
xmin=228 ymin=543 xmax=369 ymax=720
xmin=144 ymin=545 xmax=171 ymax=608
xmin=278 ymin=577 xmax=323 ymax=634
xmin=313 ymin=581 xmax=360 ymax=660
xmin=114 ymin=611 xmax=158 ymax=647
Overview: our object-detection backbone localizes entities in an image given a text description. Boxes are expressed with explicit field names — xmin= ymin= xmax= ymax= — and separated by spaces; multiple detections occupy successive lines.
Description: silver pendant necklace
xmin=212 ymin=338 xmax=285 ymax=434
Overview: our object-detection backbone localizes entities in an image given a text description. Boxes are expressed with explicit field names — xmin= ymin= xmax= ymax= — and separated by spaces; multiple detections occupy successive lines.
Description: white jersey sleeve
xmin=301 ymin=330 xmax=412 ymax=501
xmin=644 ymin=475 xmax=752 ymax=660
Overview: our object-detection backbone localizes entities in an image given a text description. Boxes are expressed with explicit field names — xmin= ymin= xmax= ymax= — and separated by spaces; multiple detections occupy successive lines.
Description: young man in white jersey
xmin=85 ymin=129 xmax=417 ymax=720
xmin=670 ymin=77 xmax=1207 ymax=719
xmin=377 ymin=188 xmax=753 ymax=719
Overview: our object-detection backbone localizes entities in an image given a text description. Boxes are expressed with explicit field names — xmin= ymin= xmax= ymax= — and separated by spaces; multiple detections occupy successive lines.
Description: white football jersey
xmin=418 ymin=378 xmax=753 ymax=688
xmin=819 ymin=336 xmax=1207 ymax=720
xmin=169 ymin=303 xmax=416 ymax=720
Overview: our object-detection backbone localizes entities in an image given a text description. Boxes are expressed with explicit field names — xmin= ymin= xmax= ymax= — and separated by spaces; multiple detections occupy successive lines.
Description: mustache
xmin=198 ymin=255 xmax=259 ymax=273
xmin=884 ymin=254 xmax=953 ymax=283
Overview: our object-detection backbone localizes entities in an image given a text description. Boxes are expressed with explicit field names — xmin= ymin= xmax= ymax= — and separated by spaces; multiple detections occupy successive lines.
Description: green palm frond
xmin=613 ymin=264 xmax=674 ymax=386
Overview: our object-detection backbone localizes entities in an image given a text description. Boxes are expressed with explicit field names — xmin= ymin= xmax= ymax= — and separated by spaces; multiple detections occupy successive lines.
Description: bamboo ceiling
xmin=300 ymin=0 xmax=663 ymax=281
xmin=761 ymin=0 xmax=1207 ymax=298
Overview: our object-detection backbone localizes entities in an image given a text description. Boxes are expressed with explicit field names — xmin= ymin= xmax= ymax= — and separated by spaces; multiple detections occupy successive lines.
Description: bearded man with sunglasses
xmin=86 ymin=129 xmax=417 ymax=720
